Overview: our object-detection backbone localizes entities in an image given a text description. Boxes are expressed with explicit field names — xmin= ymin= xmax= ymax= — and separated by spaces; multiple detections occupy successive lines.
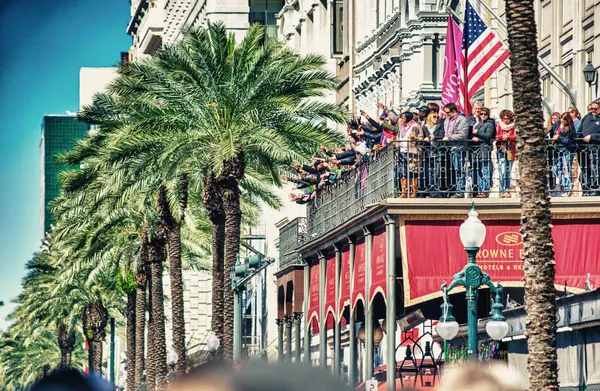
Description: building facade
xmin=163 ymin=270 xmax=213 ymax=355
xmin=40 ymin=115 xmax=89 ymax=238
xmin=273 ymin=1 xmax=600 ymax=388
xmin=277 ymin=0 xmax=600 ymax=118
xmin=127 ymin=0 xmax=284 ymax=59
xmin=79 ymin=67 xmax=118 ymax=110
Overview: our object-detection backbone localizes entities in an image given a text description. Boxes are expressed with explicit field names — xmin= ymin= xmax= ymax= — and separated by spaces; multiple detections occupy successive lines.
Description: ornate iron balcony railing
xmin=304 ymin=141 xmax=600 ymax=238
xmin=278 ymin=217 xmax=307 ymax=271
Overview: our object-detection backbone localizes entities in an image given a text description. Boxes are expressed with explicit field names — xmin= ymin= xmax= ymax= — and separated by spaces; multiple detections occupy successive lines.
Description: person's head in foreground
xmin=438 ymin=363 xmax=526 ymax=391
xmin=173 ymin=360 xmax=352 ymax=391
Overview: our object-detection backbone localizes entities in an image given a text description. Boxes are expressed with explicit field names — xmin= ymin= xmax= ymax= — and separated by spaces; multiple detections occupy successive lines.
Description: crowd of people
xmin=286 ymin=99 xmax=600 ymax=203
xmin=30 ymin=361 xmax=528 ymax=391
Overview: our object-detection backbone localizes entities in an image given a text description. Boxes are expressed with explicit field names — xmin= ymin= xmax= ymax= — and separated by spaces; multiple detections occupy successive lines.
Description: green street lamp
xmin=436 ymin=205 xmax=510 ymax=360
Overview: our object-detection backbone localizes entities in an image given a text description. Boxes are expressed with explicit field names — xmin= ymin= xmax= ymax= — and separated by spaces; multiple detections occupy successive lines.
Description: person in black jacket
xmin=471 ymin=107 xmax=497 ymax=197
xmin=551 ymin=112 xmax=579 ymax=197
xmin=422 ymin=111 xmax=445 ymax=196
xmin=576 ymin=101 xmax=600 ymax=195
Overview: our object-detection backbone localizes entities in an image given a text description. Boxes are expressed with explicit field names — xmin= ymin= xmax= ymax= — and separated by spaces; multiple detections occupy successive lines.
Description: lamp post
xmin=207 ymin=331 xmax=220 ymax=359
xmin=436 ymin=205 xmax=510 ymax=361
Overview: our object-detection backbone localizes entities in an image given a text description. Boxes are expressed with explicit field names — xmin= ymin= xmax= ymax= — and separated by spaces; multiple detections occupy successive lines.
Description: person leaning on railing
xmin=545 ymin=111 xmax=561 ymax=193
xmin=577 ymin=100 xmax=600 ymax=196
xmin=495 ymin=110 xmax=517 ymax=198
xmin=443 ymin=103 xmax=469 ymax=198
xmin=383 ymin=112 xmax=424 ymax=198
xmin=423 ymin=111 xmax=445 ymax=197
xmin=471 ymin=107 xmax=497 ymax=198
xmin=550 ymin=113 xmax=579 ymax=197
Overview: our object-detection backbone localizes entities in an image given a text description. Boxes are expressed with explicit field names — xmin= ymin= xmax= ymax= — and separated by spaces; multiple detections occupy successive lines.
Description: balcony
xmin=277 ymin=217 xmax=307 ymax=272
xmin=306 ymin=141 xmax=600 ymax=239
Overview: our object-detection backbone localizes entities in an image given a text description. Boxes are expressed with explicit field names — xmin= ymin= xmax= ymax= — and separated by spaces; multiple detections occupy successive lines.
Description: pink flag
xmin=441 ymin=16 xmax=463 ymax=113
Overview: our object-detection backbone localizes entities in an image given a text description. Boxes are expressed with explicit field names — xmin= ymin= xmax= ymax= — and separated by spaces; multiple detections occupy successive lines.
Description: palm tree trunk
xmin=146 ymin=265 xmax=156 ymax=391
xmin=57 ymin=324 xmax=76 ymax=369
xmin=135 ymin=268 xmax=147 ymax=388
xmin=210 ymin=217 xmax=225 ymax=358
xmin=204 ymin=173 xmax=225 ymax=359
xmin=126 ymin=291 xmax=137 ymax=391
xmin=135 ymin=233 xmax=149 ymax=389
xmin=83 ymin=301 xmax=108 ymax=376
xmin=221 ymin=177 xmax=242 ymax=361
xmin=505 ymin=1 xmax=558 ymax=390
xmin=159 ymin=186 xmax=187 ymax=373
xmin=148 ymin=234 xmax=168 ymax=390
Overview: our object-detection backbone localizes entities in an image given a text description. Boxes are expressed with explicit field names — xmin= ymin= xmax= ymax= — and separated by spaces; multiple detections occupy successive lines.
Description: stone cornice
xmin=127 ymin=0 xmax=150 ymax=36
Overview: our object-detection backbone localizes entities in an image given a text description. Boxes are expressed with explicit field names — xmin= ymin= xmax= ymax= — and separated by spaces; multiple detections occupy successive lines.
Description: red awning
xmin=324 ymin=255 xmax=336 ymax=329
xmin=338 ymin=248 xmax=351 ymax=320
xmin=351 ymin=239 xmax=366 ymax=310
xmin=307 ymin=263 xmax=320 ymax=334
xmin=401 ymin=218 xmax=600 ymax=306
xmin=369 ymin=228 xmax=387 ymax=305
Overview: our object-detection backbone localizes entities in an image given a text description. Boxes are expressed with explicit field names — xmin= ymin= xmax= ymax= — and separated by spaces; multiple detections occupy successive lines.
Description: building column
xmin=334 ymin=245 xmax=342 ymax=378
xmin=364 ymin=227 xmax=374 ymax=380
xmin=318 ymin=252 xmax=327 ymax=369
xmin=384 ymin=216 xmax=397 ymax=391
xmin=303 ymin=263 xmax=311 ymax=364
xmin=285 ymin=315 xmax=293 ymax=362
xmin=276 ymin=318 xmax=284 ymax=362
xmin=347 ymin=237 xmax=357 ymax=386
xmin=294 ymin=312 xmax=302 ymax=363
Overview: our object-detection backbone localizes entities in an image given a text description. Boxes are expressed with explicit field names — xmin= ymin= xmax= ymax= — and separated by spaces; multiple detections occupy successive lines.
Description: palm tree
xmin=0 ymin=329 xmax=86 ymax=389
xmin=96 ymin=23 xmax=346 ymax=358
xmin=505 ymin=1 xmax=558 ymax=389
xmin=8 ymin=251 xmax=80 ymax=369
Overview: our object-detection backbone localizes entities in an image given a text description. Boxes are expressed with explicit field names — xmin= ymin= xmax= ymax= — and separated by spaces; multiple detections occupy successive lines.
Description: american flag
xmin=458 ymin=0 xmax=510 ymax=114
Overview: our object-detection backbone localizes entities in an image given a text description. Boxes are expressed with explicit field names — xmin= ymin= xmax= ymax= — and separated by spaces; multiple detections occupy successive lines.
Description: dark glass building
xmin=40 ymin=114 xmax=89 ymax=237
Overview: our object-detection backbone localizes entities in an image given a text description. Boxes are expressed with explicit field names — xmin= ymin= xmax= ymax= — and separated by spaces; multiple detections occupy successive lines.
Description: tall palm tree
xmin=505 ymin=1 xmax=558 ymax=389
xmin=98 ymin=23 xmax=346 ymax=358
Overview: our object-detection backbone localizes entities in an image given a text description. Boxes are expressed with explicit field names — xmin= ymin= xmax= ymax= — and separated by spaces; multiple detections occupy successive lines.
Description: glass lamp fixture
xmin=584 ymin=60 xmax=597 ymax=86
xmin=486 ymin=320 xmax=510 ymax=341
xmin=437 ymin=300 xmax=459 ymax=341
xmin=486 ymin=289 xmax=510 ymax=341
xmin=459 ymin=204 xmax=487 ymax=249
xmin=167 ymin=351 xmax=178 ymax=365
xmin=207 ymin=331 xmax=220 ymax=353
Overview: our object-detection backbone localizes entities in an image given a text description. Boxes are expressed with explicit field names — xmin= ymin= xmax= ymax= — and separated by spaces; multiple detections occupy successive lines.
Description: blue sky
xmin=0 ymin=0 xmax=131 ymax=329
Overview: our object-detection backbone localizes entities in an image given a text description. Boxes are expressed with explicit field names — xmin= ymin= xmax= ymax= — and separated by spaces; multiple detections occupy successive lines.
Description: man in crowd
xmin=578 ymin=100 xmax=600 ymax=195
xmin=443 ymin=103 xmax=469 ymax=197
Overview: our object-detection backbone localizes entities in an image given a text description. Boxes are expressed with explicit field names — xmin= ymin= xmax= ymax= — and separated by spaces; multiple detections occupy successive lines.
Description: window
xmin=333 ymin=0 xmax=344 ymax=55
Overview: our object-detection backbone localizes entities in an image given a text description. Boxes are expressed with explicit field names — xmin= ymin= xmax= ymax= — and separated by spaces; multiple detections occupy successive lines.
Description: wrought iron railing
xmin=305 ymin=141 xmax=600 ymax=238
xmin=278 ymin=217 xmax=307 ymax=271
xmin=307 ymin=141 xmax=396 ymax=240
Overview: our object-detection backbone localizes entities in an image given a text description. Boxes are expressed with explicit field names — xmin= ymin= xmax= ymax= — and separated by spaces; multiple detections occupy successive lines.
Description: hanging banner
xmin=370 ymin=228 xmax=387 ymax=304
xmin=401 ymin=218 xmax=600 ymax=306
xmin=440 ymin=15 xmax=464 ymax=113
xmin=351 ymin=239 xmax=366 ymax=309
xmin=307 ymin=263 xmax=320 ymax=334
xmin=325 ymin=255 xmax=337 ymax=330
xmin=338 ymin=248 xmax=351 ymax=320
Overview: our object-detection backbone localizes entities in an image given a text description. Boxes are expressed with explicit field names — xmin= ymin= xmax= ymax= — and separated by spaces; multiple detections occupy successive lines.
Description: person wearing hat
xmin=418 ymin=106 xmax=431 ymax=127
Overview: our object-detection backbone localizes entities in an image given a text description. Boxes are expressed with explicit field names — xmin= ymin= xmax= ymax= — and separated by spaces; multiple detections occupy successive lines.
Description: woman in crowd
xmin=384 ymin=112 xmax=423 ymax=198
xmin=546 ymin=112 xmax=561 ymax=137
xmin=422 ymin=111 xmax=444 ymax=195
xmin=569 ymin=106 xmax=582 ymax=131
xmin=496 ymin=109 xmax=517 ymax=198
xmin=471 ymin=107 xmax=497 ymax=197
xmin=551 ymin=112 xmax=578 ymax=196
